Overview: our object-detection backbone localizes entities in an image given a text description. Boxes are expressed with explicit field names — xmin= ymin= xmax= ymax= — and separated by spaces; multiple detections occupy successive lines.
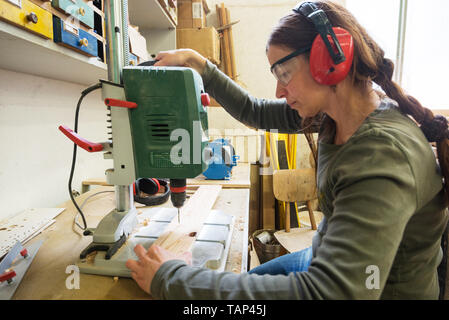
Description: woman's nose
xmin=275 ymin=81 xmax=287 ymax=99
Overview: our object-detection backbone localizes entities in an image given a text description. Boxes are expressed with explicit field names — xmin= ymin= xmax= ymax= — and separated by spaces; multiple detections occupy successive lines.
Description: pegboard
xmin=0 ymin=208 xmax=64 ymax=258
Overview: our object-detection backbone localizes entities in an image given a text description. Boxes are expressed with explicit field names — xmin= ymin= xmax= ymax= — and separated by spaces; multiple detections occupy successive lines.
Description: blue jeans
xmin=248 ymin=246 xmax=313 ymax=275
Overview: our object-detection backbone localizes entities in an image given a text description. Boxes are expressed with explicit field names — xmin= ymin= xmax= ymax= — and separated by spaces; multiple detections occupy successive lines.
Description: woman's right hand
xmin=154 ymin=49 xmax=207 ymax=75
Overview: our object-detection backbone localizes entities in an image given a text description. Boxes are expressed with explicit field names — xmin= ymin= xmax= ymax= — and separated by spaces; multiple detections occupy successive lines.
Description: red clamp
xmin=58 ymin=125 xmax=103 ymax=153
xmin=20 ymin=248 xmax=28 ymax=258
xmin=0 ymin=270 xmax=17 ymax=284
xmin=104 ymin=98 xmax=137 ymax=109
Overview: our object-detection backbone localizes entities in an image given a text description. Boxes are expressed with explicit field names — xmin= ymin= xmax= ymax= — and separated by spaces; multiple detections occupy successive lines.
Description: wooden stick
xmin=216 ymin=4 xmax=226 ymax=73
xmin=219 ymin=3 xmax=232 ymax=78
xmin=226 ymin=7 xmax=237 ymax=80
xmin=285 ymin=202 xmax=290 ymax=232
xmin=216 ymin=20 xmax=239 ymax=31
xmin=306 ymin=200 xmax=317 ymax=230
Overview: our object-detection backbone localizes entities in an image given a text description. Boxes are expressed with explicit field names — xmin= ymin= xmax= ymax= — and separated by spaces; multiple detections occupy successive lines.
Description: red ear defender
xmin=309 ymin=27 xmax=354 ymax=86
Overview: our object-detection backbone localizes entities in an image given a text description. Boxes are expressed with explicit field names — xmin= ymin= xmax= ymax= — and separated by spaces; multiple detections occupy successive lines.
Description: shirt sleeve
xmin=151 ymin=132 xmax=417 ymax=300
xmin=201 ymin=60 xmax=305 ymax=133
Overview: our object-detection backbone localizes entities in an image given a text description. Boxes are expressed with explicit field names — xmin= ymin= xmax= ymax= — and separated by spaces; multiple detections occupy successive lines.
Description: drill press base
xmin=76 ymin=207 xmax=234 ymax=277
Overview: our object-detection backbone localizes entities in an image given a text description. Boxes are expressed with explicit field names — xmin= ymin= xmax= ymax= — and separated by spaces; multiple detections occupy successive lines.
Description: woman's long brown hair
xmin=267 ymin=1 xmax=449 ymax=204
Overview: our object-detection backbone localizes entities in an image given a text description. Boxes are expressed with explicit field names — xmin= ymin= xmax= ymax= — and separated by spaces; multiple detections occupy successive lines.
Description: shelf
xmin=128 ymin=0 xmax=176 ymax=30
xmin=0 ymin=21 xmax=107 ymax=85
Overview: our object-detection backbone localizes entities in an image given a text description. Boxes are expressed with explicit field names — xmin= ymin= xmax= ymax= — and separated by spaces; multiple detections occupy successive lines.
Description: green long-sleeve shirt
xmin=151 ymin=61 xmax=449 ymax=299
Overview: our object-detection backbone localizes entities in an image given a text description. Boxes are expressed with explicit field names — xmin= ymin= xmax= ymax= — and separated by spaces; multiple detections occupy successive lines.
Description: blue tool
xmin=203 ymin=139 xmax=239 ymax=180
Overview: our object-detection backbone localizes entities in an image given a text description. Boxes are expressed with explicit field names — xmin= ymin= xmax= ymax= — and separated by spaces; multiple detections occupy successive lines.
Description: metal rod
xmin=394 ymin=0 xmax=408 ymax=85
xmin=115 ymin=185 xmax=132 ymax=212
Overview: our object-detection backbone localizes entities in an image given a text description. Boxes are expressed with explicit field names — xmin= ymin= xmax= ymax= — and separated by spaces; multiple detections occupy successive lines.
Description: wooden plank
xmin=217 ymin=3 xmax=232 ymax=77
xmin=225 ymin=8 xmax=236 ymax=79
xmin=276 ymin=139 xmax=299 ymax=229
xmin=274 ymin=227 xmax=315 ymax=253
xmin=220 ymin=3 xmax=232 ymax=78
xmin=153 ymin=185 xmax=222 ymax=255
xmin=261 ymin=170 xmax=275 ymax=230
xmin=249 ymin=162 xmax=260 ymax=236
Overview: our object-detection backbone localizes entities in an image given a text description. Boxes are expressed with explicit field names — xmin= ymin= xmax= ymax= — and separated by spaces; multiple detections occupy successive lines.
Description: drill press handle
xmin=58 ymin=125 xmax=104 ymax=152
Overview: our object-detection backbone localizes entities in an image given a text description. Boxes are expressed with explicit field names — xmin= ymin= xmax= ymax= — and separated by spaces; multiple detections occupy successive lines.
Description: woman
xmin=126 ymin=1 xmax=449 ymax=299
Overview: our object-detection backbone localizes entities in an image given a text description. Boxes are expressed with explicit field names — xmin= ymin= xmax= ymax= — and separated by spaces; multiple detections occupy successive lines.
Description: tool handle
xmin=201 ymin=93 xmax=210 ymax=106
xmin=104 ymin=98 xmax=137 ymax=109
xmin=58 ymin=125 xmax=103 ymax=152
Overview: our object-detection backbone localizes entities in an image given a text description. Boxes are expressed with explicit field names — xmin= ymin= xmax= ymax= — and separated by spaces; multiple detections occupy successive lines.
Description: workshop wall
xmin=0 ymin=68 xmax=110 ymax=221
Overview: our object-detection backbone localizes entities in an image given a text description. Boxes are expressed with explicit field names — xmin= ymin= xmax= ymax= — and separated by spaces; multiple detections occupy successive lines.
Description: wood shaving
xmin=86 ymin=251 xmax=97 ymax=264
xmin=113 ymin=276 xmax=119 ymax=283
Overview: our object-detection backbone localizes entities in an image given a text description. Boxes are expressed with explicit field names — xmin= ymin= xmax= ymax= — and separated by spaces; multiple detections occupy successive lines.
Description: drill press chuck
xmin=169 ymin=178 xmax=187 ymax=208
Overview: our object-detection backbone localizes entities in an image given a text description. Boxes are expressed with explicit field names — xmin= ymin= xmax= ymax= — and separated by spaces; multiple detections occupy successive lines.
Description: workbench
xmin=12 ymin=185 xmax=249 ymax=299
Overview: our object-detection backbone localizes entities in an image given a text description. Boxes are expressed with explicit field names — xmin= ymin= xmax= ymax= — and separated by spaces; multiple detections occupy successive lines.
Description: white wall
xmin=0 ymin=68 xmax=110 ymax=220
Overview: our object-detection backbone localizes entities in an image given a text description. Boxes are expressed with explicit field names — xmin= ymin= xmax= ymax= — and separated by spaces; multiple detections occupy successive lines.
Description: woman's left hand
xmin=125 ymin=244 xmax=192 ymax=295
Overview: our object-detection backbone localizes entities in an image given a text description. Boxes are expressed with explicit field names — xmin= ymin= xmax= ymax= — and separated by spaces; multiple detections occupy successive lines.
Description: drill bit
xmin=177 ymin=208 xmax=180 ymax=223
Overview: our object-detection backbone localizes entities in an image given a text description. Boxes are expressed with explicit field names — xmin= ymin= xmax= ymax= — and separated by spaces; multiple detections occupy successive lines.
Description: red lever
xmin=58 ymin=125 xmax=103 ymax=152
xmin=104 ymin=98 xmax=137 ymax=109
xmin=0 ymin=270 xmax=16 ymax=284
xmin=201 ymin=93 xmax=210 ymax=106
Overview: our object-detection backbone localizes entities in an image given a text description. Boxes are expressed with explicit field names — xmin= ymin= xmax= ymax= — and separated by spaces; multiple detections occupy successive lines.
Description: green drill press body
xmin=122 ymin=66 xmax=209 ymax=179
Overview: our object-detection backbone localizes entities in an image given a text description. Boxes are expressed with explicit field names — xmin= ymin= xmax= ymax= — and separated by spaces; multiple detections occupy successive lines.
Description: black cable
xmin=68 ymin=83 xmax=102 ymax=231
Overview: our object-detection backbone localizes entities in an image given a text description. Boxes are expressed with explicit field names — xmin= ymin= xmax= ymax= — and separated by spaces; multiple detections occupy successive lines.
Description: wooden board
xmin=225 ymin=7 xmax=236 ymax=79
xmin=153 ymin=185 xmax=222 ymax=255
xmin=274 ymin=227 xmax=316 ymax=253
xmin=248 ymin=162 xmax=261 ymax=236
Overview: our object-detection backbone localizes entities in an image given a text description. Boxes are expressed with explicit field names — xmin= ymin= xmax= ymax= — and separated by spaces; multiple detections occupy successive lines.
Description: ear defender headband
xmin=293 ymin=2 xmax=354 ymax=85
xmin=133 ymin=178 xmax=170 ymax=206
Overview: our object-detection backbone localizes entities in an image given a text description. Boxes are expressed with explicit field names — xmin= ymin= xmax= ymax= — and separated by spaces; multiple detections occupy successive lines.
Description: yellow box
xmin=0 ymin=0 xmax=53 ymax=39
xmin=176 ymin=27 xmax=220 ymax=64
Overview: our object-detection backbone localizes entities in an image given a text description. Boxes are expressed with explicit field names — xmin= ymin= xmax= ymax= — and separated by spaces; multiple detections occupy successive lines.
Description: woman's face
xmin=267 ymin=44 xmax=330 ymax=118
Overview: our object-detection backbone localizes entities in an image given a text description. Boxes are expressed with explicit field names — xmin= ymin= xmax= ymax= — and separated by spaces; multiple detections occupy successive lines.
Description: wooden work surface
xmin=12 ymin=186 xmax=249 ymax=300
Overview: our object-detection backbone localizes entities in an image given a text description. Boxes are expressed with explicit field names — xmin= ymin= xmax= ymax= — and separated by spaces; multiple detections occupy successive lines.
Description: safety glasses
xmin=270 ymin=46 xmax=311 ymax=86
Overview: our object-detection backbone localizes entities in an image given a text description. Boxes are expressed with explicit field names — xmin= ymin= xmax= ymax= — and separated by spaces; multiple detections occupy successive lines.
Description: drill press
xmin=57 ymin=0 xmax=212 ymax=276
xmin=122 ymin=65 xmax=211 ymax=223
